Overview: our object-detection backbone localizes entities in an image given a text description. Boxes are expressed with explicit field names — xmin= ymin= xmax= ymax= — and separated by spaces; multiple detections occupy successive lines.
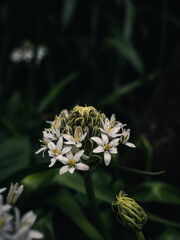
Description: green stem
xmin=83 ymin=171 xmax=113 ymax=240
xmin=134 ymin=230 xmax=145 ymax=240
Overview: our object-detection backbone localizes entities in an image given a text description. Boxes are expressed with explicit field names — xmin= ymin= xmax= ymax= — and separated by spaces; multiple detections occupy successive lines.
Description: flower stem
xmin=134 ymin=230 xmax=145 ymax=240
xmin=83 ymin=171 xmax=113 ymax=240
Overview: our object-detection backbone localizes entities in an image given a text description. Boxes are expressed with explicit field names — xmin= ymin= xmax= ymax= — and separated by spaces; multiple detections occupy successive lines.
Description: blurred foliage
xmin=0 ymin=0 xmax=180 ymax=239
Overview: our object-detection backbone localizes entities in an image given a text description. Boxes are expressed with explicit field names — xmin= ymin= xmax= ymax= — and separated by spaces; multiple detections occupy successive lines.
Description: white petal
xmin=35 ymin=146 xmax=45 ymax=154
xmin=59 ymin=165 xmax=70 ymax=175
xmin=59 ymin=156 xmax=69 ymax=164
xmin=99 ymin=127 xmax=106 ymax=134
xmin=29 ymin=230 xmax=43 ymax=239
xmin=76 ymin=142 xmax=82 ymax=148
xmin=101 ymin=133 xmax=109 ymax=144
xmin=104 ymin=151 xmax=111 ymax=166
xmin=65 ymin=140 xmax=76 ymax=145
xmin=109 ymin=147 xmax=118 ymax=154
xmin=62 ymin=134 xmax=74 ymax=141
xmin=109 ymin=138 xmax=119 ymax=147
xmin=0 ymin=187 xmax=6 ymax=193
xmin=57 ymin=136 xmax=63 ymax=150
xmin=49 ymin=158 xmax=57 ymax=167
xmin=69 ymin=167 xmax=75 ymax=174
xmin=48 ymin=142 xmax=56 ymax=150
xmin=80 ymin=132 xmax=87 ymax=141
xmin=91 ymin=137 xmax=103 ymax=146
xmin=74 ymin=150 xmax=84 ymax=162
xmin=82 ymin=154 xmax=89 ymax=160
xmin=62 ymin=146 xmax=72 ymax=155
xmin=93 ymin=146 xmax=104 ymax=153
xmin=66 ymin=151 xmax=73 ymax=159
xmin=125 ymin=142 xmax=136 ymax=148
xmin=76 ymin=163 xmax=89 ymax=171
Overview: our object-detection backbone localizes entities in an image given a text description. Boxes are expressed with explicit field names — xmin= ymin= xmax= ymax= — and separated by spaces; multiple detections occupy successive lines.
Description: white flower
xmin=36 ymin=46 xmax=47 ymax=64
xmin=35 ymin=131 xmax=53 ymax=156
xmin=99 ymin=118 xmax=122 ymax=139
xmin=59 ymin=150 xmax=89 ymax=175
xmin=120 ymin=129 xmax=136 ymax=148
xmin=6 ymin=183 xmax=24 ymax=205
xmin=91 ymin=134 xmax=119 ymax=166
xmin=14 ymin=208 xmax=43 ymax=240
xmin=9 ymin=48 xmax=24 ymax=64
xmin=48 ymin=136 xmax=71 ymax=167
xmin=110 ymin=114 xmax=126 ymax=129
xmin=0 ymin=195 xmax=13 ymax=237
xmin=63 ymin=126 xmax=87 ymax=148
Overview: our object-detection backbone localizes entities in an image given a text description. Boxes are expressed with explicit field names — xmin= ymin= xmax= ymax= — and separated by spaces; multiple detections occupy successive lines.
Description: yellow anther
xmin=107 ymin=127 xmax=111 ymax=134
xmin=55 ymin=115 xmax=60 ymax=128
xmin=53 ymin=149 xmax=60 ymax=155
xmin=69 ymin=159 xmax=75 ymax=167
xmin=104 ymin=144 xmax=110 ymax=151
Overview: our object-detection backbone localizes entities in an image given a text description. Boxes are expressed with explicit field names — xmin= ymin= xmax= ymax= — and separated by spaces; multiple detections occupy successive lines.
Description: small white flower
xmin=9 ymin=48 xmax=24 ymax=64
xmin=35 ymin=131 xmax=53 ymax=156
xmin=120 ymin=129 xmax=136 ymax=148
xmin=59 ymin=150 xmax=89 ymax=175
xmin=91 ymin=133 xmax=119 ymax=166
xmin=14 ymin=208 xmax=43 ymax=240
xmin=6 ymin=183 xmax=24 ymax=205
xmin=48 ymin=136 xmax=71 ymax=167
xmin=99 ymin=118 xmax=122 ymax=139
xmin=110 ymin=114 xmax=126 ymax=129
xmin=63 ymin=126 xmax=87 ymax=148
xmin=36 ymin=46 xmax=47 ymax=64
xmin=0 ymin=195 xmax=13 ymax=236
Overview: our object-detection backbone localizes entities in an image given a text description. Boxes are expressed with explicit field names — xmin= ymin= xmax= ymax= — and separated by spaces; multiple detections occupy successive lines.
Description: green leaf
xmin=61 ymin=0 xmax=78 ymax=29
xmin=123 ymin=0 xmax=135 ymax=41
xmin=129 ymin=181 xmax=180 ymax=205
xmin=0 ymin=137 xmax=30 ymax=182
xmin=52 ymin=172 xmax=114 ymax=204
xmin=35 ymin=212 xmax=55 ymax=240
xmin=46 ymin=193 xmax=103 ymax=240
xmin=37 ymin=71 xmax=79 ymax=113
xmin=147 ymin=212 xmax=180 ymax=229
xmin=106 ymin=36 xmax=144 ymax=73
xmin=110 ymin=164 xmax=165 ymax=176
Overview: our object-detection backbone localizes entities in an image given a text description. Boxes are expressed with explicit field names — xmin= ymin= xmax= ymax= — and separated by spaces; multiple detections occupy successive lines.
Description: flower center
xmin=69 ymin=159 xmax=75 ymax=167
xmin=104 ymin=144 xmax=110 ymax=151
xmin=0 ymin=217 xmax=5 ymax=229
xmin=53 ymin=149 xmax=61 ymax=155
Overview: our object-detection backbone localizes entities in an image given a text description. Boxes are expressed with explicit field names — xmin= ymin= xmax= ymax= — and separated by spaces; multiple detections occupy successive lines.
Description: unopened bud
xmin=6 ymin=183 xmax=24 ymax=205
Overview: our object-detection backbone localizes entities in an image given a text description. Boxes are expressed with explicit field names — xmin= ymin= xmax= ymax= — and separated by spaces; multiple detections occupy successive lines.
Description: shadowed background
xmin=0 ymin=0 xmax=180 ymax=239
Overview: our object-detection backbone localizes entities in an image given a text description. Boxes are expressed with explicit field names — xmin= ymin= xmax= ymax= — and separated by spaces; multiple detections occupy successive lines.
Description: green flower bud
xmin=112 ymin=191 xmax=147 ymax=232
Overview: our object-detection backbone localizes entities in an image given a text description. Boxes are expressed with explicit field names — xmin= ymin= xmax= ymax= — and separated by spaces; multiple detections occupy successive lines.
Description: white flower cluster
xmin=36 ymin=106 xmax=135 ymax=174
xmin=10 ymin=41 xmax=47 ymax=64
xmin=0 ymin=184 xmax=43 ymax=240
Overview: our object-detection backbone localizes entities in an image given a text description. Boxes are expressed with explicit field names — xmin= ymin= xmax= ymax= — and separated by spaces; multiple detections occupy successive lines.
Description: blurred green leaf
xmin=123 ymin=0 xmax=135 ymax=41
xmin=61 ymin=0 xmax=78 ymax=29
xmin=110 ymin=164 xmax=165 ymax=176
xmin=37 ymin=71 xmax=79 ymax=113
xmin=0 ymin=137 xmax=30 ymax=182
xmin=129 ymin=181 xmax=180 ymax=205
xmin=148 ymin=213 xmax=180 ymax=229
xmin=106 ymin=36 xmax=144 ymax=73
xmin=47 ymin=193 xmax=103 ymax=240
xmin=52 ymin=172 xmax=114 ymax=204
xmin=35 ymin=212 xmax=55 ymax=240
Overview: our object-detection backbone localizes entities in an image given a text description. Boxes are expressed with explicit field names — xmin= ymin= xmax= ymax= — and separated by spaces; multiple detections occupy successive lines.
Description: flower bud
xmin=6 ymin=183 xmax=24 ymax=205
xmin=112 ymin=191 xmax=147 ymax=232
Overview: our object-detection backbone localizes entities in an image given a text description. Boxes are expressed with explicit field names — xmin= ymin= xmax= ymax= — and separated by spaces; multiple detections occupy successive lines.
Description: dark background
xmin=0 ymin=0 xmax=180 ymax=239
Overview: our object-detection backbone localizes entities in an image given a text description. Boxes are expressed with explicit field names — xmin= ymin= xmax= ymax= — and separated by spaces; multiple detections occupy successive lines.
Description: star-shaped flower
xmin=120 ymin=129 xmax=136 ymax=148
xmin=99 ymin=118 xmax=122 ymax=139
xmin=59 ymin=150 xmax=89 ymax=175
xmin=48 ymin=136 xmax=71 ymax=167
xmin=62 ymin=126 xmax=87 ymax=148
xmin=91 ymin=134 xmax=119 ymax=166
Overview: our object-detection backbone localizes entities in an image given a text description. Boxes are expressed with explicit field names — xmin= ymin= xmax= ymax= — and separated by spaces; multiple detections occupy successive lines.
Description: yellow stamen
xmin=104 ymin=144 xmax=110 ymax=151
xmin=69 ymin=159 xmax=75 ymax=167
xmin=55 ymin=115 xmax=60 ymax=128
xmin=53 ymin=149 xmax=60 ymax=154
xmin=107 ymin=127 xmax=111 ymax=134
xmin=74 ymin=133 xmax=79 ymax=142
